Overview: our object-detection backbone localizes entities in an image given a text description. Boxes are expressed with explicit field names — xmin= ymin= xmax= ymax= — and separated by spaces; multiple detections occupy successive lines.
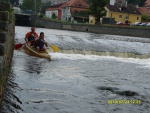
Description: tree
xmin=52 ymin=13 xmax=57 ymax=19
xmin=9 ymin=0 xmax=19 ymax=5
xmin=84 ymin=0 xmax=91 ymax=4
xmin=21 ymin=0 xmax=41 ymax=12
xmin=127 ymin=0 xmax=146 ymax=6
xmin=142 ymin=14 xmax=148 ymax=21
xmin=88 ymin=0 xmax=109 ymax=24
xmin=40 ymin=1 xmax=52 ymax=14
xmin=0 ymin=0 xmax=9 ymax=2
xmin=0 ymin=0 xmax=19 ymax=5
xmin=138 ymin=0 xmax=146 ymax=6
xmin=127 ymin=0 xmax=140 ymax=5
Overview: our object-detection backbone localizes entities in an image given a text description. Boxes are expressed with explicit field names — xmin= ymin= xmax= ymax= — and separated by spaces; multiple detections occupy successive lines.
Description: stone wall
xmin=35 ymin=17 xmax=62 ymax=29
xmin=64 ymin=24 xmax=150 ymax=38
xmin=35 ymin=17 xmax=150 ymax=38
xmin=0 ymin=2 xmax=15 ymax=110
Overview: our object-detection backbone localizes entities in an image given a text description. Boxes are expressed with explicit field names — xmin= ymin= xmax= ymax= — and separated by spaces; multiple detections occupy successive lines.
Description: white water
xmin=15 ymin=26 xmax=150 ymax=54
xmin=50 ymin=52 xmax=150 ymax=68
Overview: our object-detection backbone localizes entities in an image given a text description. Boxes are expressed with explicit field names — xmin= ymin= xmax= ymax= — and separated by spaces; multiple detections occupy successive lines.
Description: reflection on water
xmin=24 ymin=58 xmax=42 ymax=74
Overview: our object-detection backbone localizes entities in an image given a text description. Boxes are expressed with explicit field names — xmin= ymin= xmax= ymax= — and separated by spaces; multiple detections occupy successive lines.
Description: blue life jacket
xmin=28 ymin=33 xmax=36 ymax=42
xmin=37 ymin=38 xmax=44 ymax=49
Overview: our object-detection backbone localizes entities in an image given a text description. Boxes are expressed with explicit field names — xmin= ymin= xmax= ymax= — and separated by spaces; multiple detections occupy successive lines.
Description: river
xmin=1 ymin=26 xmax=150 ymax=113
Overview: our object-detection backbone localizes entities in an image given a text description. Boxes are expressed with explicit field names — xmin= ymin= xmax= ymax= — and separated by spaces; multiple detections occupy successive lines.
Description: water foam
xmin=49 ymin=52 xmax=150 ymax=68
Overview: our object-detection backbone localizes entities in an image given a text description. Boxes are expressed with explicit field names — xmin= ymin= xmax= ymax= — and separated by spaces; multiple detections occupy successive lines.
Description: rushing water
xmin=1 ymin=26 xmax=150 ymax=113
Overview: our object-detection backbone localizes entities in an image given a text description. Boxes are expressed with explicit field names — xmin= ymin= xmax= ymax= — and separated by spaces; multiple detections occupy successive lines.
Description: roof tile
xmin=106 ymin=3 xmax=141 ymax=15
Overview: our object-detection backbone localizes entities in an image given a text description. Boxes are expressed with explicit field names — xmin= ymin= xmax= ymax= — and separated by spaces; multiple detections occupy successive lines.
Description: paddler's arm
xmin=25 ymin=33 xmax=29 ymax=43
xmin=34 ymin=33 xmax=39 ymax=41
xmin=44 ymin=42 xmax=48 ymax=47
xmin=25 ymin=37 xmax=28 ymax=43
xmin=42 ymin=40 xmax=48 ymax=47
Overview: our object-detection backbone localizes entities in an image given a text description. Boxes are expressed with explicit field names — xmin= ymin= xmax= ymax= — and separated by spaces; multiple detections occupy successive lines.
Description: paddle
xmin=14 ymin=43 xmax=24 ymax=50
xmin=15 ymin=43 xmax=59 ymax=52
xmin=50 ymin=44 xmax=59 ymax=52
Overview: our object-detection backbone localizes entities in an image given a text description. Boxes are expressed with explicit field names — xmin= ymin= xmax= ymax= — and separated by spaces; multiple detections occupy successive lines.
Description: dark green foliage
xmin=21 ymin=0 xmax=41 ymax=12
xmin=88 ymin=0 xmax=109 ymax=24
xmin=52 ymin=13 xmax=57 ymax=19
xmin=142 ymin=14 xmax=148 ymax=21
xmin=39 ymin=14 xmax=44 ymax=18
xmin=9 ymin=0 xmax=19 ymax=5
xmin=0 ymin=0 xmax=19 ymax=5
xmin=138 ymin=0 xmax=146 ymax=6
xmin=127 ymin=0 xmax=146 ymax=6
xmin=73 ymin=11 xmax=89 ymax=18
xmin=84 ymin=0 xmax=91 ymax=4
xmin=40 ymin=1 xmax=52 ymax=14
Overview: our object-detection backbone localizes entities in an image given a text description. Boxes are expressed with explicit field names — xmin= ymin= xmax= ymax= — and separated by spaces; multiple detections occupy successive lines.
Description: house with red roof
xmin=46 ymin=2 xmax=65 ymax=20
xmin=138 ymin=0 xmax=150 ymax=20
xmin=144 ymin=0 xmax=150 ymax=7
xmin=45 ymin=0 xmax=89 ymax=23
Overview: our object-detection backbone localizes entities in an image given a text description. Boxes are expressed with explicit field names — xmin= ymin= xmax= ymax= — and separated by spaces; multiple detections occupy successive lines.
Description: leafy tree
xmin=138 ymin=0 xmax=146 ymax=6
xmin=21 ymin=0 xmax=41 ymax=12
xmin=142 ymin=14 xmax=148 ymax=21
xmin=9 ymin=0 xmax=19 ymax=5
xmin=127 ymin=0 xmax=146 ymax=6
xmin=88 ymin=0 xmax=109 ymax=24
xmin=52 ymin=13 xmax=57 ymax=19
xmin=40 ymin=1 xmax=52 ymax=14
xmin=127 ymin=0 xmax=140 ymax=5
xmin=21 ymin=0 xmax=34 ymax=11
xmin=84 ymin=0 xmax=91 ymax=4
xmin=2 ymin=0 xmax=8 ymax=1
xmin=0 ymin=0 xmax=19 ymax=5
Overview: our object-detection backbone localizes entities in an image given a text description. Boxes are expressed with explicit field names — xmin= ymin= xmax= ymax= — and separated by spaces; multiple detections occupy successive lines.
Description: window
xmin=136 ymin=16 xmax=139 ymax=20
xmin=119 ymin=14 xmax=122 ymax=18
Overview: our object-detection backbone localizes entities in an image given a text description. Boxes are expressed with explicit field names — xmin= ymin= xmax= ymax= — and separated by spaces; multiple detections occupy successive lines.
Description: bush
xmin=52 ymin=13 xmax=57 ymax=19
xmin=39 ymin=14 xmax=44 ymax=18
xmin=142 ymin=14 xmax=148 ymax=21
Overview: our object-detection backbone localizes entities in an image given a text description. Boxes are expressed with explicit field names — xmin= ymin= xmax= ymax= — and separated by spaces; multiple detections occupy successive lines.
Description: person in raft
xmin=25 ymin=27 xmax=38 ymax=46
xmin=35 ymin=32 xmax=48 ymax=51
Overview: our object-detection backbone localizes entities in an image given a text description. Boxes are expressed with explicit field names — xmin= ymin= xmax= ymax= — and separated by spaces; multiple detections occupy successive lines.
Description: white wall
xmin=48 ymin=0 xmax=69 ymax=5
xmin=110 ymin=0 xmax=116 ymax=5
xmin=13 ymin=7 xmax=21 ymax=14
xmin=19 ymin=0 xmax=23 ymax=5
xmin=61 ymin=7 xmax=71 ymax=21
xmin=45 ymin=10 xmax=58 ymax=18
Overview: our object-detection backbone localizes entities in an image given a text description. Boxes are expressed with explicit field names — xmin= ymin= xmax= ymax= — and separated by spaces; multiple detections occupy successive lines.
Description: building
xmin=61 ymin=0 xmax=89 ymax=23
xmin=138 ymin=0 xmax=150 ymax=20
xmin=105 ymin=0 xmax=142 ymax=24
xmin=46 ymin=0 xmax=69 ymax=5
xmin=144 ymin=0 xmax=150 ymax=7
xmin=19 ymin=0 xmax=23 ymax=5
xmin=46 ymin=0 xmax=89 ymax=23
xmin=46 ymin=3 xmax=65 ymax=20
xmin=89 ymin=15 xmax=96 ymax=24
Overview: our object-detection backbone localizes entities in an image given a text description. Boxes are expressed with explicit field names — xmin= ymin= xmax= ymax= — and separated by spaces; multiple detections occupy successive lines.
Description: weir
xmin=59 ymin=50 xmax=150 ymax=59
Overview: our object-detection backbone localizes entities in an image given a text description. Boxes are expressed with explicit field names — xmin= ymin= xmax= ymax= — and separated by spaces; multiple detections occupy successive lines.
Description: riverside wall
xmin=35 ymin=17 xmax=150 ymax=38
xmin=0 ymin=2 xmax=15 ymax=110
